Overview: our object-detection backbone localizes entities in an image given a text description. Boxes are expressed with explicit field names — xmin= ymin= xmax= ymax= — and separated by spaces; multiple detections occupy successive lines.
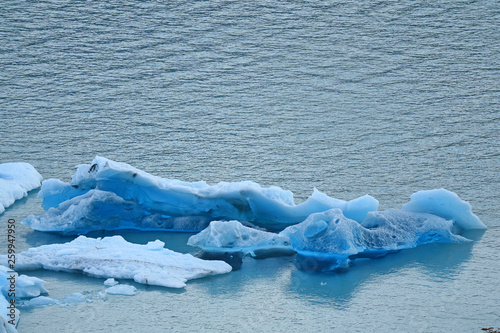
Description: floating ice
xmin=0 ymin=236 xmax=231 ymax=289
xmin=280 ymin=208 xmax=470 ymax=272
xmin=0 ymin=266 xmax=48 ymax=298
xmin=402 ymin=189 xmax=487 ymax=230
xmin=1 ymin=265 xmax=47 ymax=333
xmin=0 ymin=294 xmax=18 ymax=333
xmin=22 ymin=296 xmax=57 ymax=307
xmin=105 ymin=284 xmax=137 ymax=296
xmin=188 ymin=220 xmax=295 ymax=259
xmin=0 ymin=163 xmax=42 ymax=214
xmin=103 ymin=278 xmax=118 ymax=286
xmin=24 ymin=156 xmax=378 ymax=233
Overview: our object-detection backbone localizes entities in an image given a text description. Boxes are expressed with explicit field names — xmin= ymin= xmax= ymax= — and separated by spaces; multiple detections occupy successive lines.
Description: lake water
xmin=1 ymin=0 xmax=499 ymax=332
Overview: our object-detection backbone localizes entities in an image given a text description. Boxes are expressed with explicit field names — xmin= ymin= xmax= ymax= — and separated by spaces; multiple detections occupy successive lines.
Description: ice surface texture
xmin=24 ymin=156 xmax=378 ymax=233
xmin=402 ymin=188 xmax=486 ymax=230
xmin=280 ymin=208 xmax=472 ymax=271
xmin=189 ymin=189 xmax=485 ymax=271
xmin=1 ymin=265 xmax=48 ymax=333
xmin=0 ymin=236 xmax=231 ymax=289
xmin=0 ymin=163 xmax=42 ymax=214
xmin=188 ymin=220 xmax=295 ymax=259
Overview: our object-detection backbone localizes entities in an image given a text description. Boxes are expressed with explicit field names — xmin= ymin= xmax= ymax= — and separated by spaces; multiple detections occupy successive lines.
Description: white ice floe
xmin=0 ymin=163 xmax=42 ymax=214
xmin=24 ymin=156 xmax=378 ymax=233
xmin=0 ymin=236 xmax=231 ymax=289
xmin=105 ymin=284 xmax=137 ymax=296
xmin=188 ymin=220 xmax=295 ymax=258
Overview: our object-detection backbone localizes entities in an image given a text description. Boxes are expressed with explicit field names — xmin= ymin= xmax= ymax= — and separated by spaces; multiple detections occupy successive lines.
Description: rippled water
xmin=1 ymin=1 xmax=499 ymax=332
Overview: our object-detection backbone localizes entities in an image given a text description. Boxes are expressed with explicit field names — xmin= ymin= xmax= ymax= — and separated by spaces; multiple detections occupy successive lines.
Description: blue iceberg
xmin=280 ymin=199 xmax=482 ymax=272
xmin=188 ymin=220 xmax=295 ymax=265
xmin=24 ymin=156 xmax=378 ymax=234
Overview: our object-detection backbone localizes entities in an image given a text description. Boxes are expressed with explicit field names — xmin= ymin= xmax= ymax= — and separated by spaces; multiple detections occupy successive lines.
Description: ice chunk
xmin=0 ymin=236 xmax=231 ymax=289
xmin=23 ymin=296 xmax=57 ymax=307
xmin=105 ymin=284 xmax=137 ymax=296
xmin=24 ymin=189 xmax=211 ymax=234
xmin=103 ymin=278 xmax=118 ymax=286
xmin=0 ymin=163 xmax=42 ymax=214
xmin=1 ymin=266 xmax=48 ymax=298
xmin=26 ymin=156 xmax=378 ymax=233
xmin=280 ymin=208 xmax=469 ymax=272
xmin=401 ymin=189 xmax=486 ymax=230
xmin=1 ymin=265 xmax=47 ymax=333
xmin=1 ymin=293 xmax=19 ymax=333
xmin=188 ymin=220 xmax=295 ymax=259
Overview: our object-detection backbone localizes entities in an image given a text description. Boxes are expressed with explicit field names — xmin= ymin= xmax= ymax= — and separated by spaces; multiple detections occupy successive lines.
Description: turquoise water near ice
xmin=1 ymin=0 xmax=499 ymax=332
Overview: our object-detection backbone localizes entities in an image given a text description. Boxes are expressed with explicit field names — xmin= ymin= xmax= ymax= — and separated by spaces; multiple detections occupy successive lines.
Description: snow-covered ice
xmin=24 ymin=156 xmax=378 ymax=234
xmin=0 ymin=236 xmax=232 ymax=289
xmin=188 ymin=220 xmax=295 ymax=259
xmin=0 ymin=163 xmax=42 ymax=214
xmin=105 ymin=284 xmax=137 ymax=296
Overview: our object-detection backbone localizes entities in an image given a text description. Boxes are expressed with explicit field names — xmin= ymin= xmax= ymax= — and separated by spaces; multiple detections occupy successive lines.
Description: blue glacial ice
xmin=24 ymin=156 xmax=378 ymax=233
xmin=1 ymin=265 xmax=48 ymax=333
xmin=188 ymin=220 xmax=295 ymax=259
xmin=0 ymin=236 xmax=232 ymax=289
xmin=401 ymin=188 xmax=486 ymax=230
xmin=188 ymin=189 xmax=485 ymax=271
xmin=280 ymin=208 xmax=473 ymax=272
xmin=0 ymin=163 xmax=42 ymax=214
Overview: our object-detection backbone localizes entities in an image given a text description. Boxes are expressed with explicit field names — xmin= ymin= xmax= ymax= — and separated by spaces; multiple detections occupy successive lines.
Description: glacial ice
xmin=401 ymin=189 xmax=487 ymax=230
xmin=103 ymin=278 xmax=118 ymax=286
xmin=0 ymin=236 xmax=232 ymax=289
xmin=1 ymin=266 xmax=48 ymax=299
xmin=24 ymin=156 xmax=378 ymax=234
xmin=1 ymin=265 xmax=48 ymax=333
xmin=105 ymin=284 xmax=137 ymax=296
xmin=0 ymin=163 xmax=42 ymax=214
xmin=280 ymin=208 xmax=470 ymax=271
xmin=187 ymin=220 xmax=295 ymax=259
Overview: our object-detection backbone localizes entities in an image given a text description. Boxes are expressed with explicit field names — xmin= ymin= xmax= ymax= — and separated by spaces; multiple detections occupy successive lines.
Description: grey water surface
xmin=1 ymin=1 xmax=499 ymax=332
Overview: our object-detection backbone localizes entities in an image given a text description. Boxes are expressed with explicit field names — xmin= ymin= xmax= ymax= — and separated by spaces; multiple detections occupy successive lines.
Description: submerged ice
xmin=0 ymin=236 xmax=231 ymax=289
xmin=24 ymin=156 xmax=378 ymax=233
xmin=0 ymin=163 xmax=42 ymax=214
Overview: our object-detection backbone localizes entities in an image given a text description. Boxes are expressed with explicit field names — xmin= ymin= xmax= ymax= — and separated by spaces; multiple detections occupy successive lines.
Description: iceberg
xmin=401 ymin=189 xmax=487 ymax=230
xmin=188 ymin=220 xmax=295 ymax=259
xmin=0 ymin=236 xmax=232 ymax=289
xmin=24 ymin=156 xmax=378 ymax=234
xmin=280 ymin=208 xmax=470 ymax=272
xmin=0 ymin=163 xmax=42 ymax=214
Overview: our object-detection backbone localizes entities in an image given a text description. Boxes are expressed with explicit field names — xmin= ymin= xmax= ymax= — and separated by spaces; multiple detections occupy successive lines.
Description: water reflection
xmin=287 ymin=237 xmax=482 ymax=307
